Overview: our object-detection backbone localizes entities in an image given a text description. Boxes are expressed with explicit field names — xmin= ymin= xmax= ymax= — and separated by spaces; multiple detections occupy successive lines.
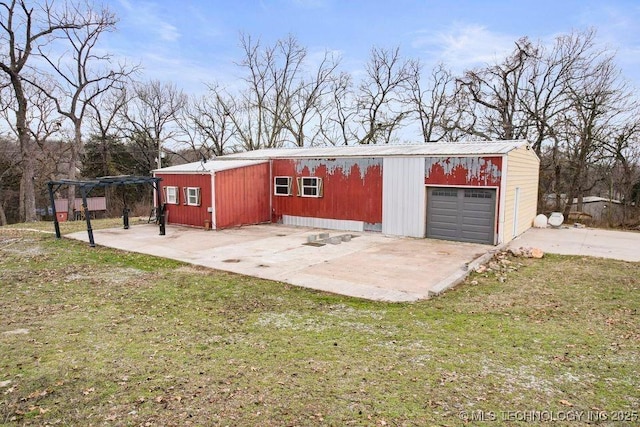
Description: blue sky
xmin=105 ymin=0 xmax=640 ymax=95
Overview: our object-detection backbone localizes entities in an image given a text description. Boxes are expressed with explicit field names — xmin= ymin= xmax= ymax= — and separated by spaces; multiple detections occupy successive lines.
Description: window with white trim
xmin=165 ymin=186 xmax=179 ymax=204
xmin=296 ymin=177 xmax=323 ymax=198
xmin=183 ymin=187 xmax=201 ymax=206
xmin=274 ymin=176 xmax=293 ymax=196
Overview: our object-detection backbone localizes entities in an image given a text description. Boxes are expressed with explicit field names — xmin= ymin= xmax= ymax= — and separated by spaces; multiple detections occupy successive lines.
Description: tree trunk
xmin=67 ymin=121 xmax=83 ymax=218
xmin=552 ymin=139 xmax=563 ymax=212
xmin=19 ymin=171 xmax=25 ymax=223
xmin=0 ymin=194 xmax=7 ymax=226
xmin=563 ymin=167 xmax=582 ymax=219
xmin=13 ymin=76 xmax=37 ymax=222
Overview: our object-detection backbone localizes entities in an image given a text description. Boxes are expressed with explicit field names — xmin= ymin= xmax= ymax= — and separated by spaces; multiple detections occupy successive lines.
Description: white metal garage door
xmin=426 ymin=187 xmax=496 ymax=244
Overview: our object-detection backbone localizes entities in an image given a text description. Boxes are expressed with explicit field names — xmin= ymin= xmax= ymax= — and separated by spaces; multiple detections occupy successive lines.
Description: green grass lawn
xmin=1 ymin=221 xmax=638 ymax=426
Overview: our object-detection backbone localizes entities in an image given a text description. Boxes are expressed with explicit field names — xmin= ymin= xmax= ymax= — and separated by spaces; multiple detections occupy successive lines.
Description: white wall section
xmin=382 ymin=157 xmax=426 ymax=238
xmin=282 ymin=215 xmax=364 ymax=232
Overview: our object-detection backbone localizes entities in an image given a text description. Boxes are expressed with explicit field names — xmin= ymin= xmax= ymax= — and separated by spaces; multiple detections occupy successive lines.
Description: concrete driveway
xmin=66 ymin=224 xmax=494 ymax=302
xmin=509 ymin=226 xmax=640 ymax=262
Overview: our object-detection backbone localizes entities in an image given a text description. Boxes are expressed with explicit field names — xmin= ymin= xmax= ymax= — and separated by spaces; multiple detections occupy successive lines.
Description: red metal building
xmin=154 ymin=160 xmax=270 ymax=229
xmin=154 ymin=141 xmax=539 ymax=245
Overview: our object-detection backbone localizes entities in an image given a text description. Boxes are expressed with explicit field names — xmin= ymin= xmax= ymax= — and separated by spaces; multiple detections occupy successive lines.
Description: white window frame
xmin=274 ymin=176 xmax=293 ymax=196
xmin=296 ymin=177 xmax=323 ymax=198
xmin=183 ymin=187 xmax=201 ymax=206
xmin=165 ymin=186 xmax=179 ymax=204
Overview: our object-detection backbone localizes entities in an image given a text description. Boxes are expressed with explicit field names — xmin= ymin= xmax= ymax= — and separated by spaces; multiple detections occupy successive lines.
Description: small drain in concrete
xmin=303 ymin=241 xmax=326 ymax=247
xmin=222 ymin=258 xmax=241 ymax=263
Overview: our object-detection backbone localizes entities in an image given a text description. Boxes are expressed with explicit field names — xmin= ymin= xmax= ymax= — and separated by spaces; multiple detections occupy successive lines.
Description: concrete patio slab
xmin=509 ymin=226 xmax=640 ymax=262
xmin=66 ymin=224 xmax=494 ymax=302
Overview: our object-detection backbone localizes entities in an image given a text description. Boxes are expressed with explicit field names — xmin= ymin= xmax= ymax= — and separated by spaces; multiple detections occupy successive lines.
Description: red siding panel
xmin=156 ymin=173 xmax=212 ymax=227
xmin=215 ymin=163 xmax=271 ymax=229
xmin=272 ymin=158 xmax=383 ymax=224
xmin=425 ymin=156 xmax=502 ymax=187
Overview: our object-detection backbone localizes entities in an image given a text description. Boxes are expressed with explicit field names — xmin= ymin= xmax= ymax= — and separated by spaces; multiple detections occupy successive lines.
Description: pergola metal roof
xmin=47 ymin=175 xmax=165 ymax=247
xmin=48 ymin=175 xmax=161 ymax=188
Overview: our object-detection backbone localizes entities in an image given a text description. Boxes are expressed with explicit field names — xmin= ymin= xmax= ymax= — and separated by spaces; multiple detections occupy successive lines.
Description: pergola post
xmin=81 ymin=187 xmax=95 ymax=247
xmin=155 ymin=180 xmax=166 ymax=236
xmin=48 ymin=182 xmax=61 ymax=239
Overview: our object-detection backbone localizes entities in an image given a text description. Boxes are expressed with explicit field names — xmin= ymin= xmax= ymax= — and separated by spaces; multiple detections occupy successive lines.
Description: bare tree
xmin=521 ymin=30 xmax=601 ymax=156
xmin=0 ymin=75 xmax=66 ymax=221
xmin=558 ymin=52 xmax=634 ymax=218
xmin=282 ymin=50 xmax=340 ymax=147
xmin=0 ymin=136 xmax=20 ymax=224
xmin=600 ymin=116 xmax=640 ymax=224
xmin=0 ymin=0 xmax=88 ymax=221
xmin=355 ymin=46 xmax=415 ymax=144
xmin=87 ymin=84 xmax=127 ymax=144
xmin=86 ymin=84 xmax=128 ymax=175
xmin=120 ymin=80 xmax=187 ymax=173
xmin=408 ymin=62 xmax=460 ymax=142
xmin=225 ymin=34 xmax=306 ymax=150
xmin=319 ymin=71 xmax=354 ymax=146
xmin=456 ymin=38 xmax=535 ymax=141
xmin=28 ymin=4 xmax=136 ymax=216
xmin=176 ymin=85 xmax=237 ymax=159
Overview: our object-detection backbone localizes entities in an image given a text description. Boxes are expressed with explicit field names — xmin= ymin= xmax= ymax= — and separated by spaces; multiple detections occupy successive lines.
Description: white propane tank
xmin=533 ymin=214 xmax=548 ymax=228
xmin=548 ymin=212 xmax=564 ymax=228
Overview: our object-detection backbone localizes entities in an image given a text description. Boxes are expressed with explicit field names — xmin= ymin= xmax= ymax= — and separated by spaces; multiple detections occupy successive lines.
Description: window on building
xmin=165 ymin=186 xmax=179 ymax=204
xmin=183 ymin=187 xmax=201 ymax=206
xmin=464 ymin=189 xmax=493 ymax=199
xmin=296 ymin=177 xmax=323 ymax=198
xmin=432 ymin=188 xmax=457 ymax=197
xmin=274 ymin=176 xmax=293 ymax=196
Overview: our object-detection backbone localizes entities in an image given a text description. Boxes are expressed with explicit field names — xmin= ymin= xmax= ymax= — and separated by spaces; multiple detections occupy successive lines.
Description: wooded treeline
xmin=1 ymin=1 xmax=639 ymax=225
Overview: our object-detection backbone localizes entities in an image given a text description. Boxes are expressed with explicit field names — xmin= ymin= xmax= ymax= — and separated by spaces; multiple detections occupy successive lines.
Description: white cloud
xmin=116 ymin=0 xmax=133 ymax=11
xmin=411 ymin=23 xmax=517 ymax=72
xmin=157 ymin=22 xmax=180 ymax=42
xmin=117 ymin=1 xmax=181 ymax=43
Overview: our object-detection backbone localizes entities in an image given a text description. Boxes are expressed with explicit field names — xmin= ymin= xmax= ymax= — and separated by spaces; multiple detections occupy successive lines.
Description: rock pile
xmin=471 ymin=247 xmax=544 ymax=284
xmin=507 ymin=247 xmax=544 ymax=259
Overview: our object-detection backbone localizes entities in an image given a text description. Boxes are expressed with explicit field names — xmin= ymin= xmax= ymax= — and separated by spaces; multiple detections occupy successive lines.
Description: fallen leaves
xmin=559 ymin=399 xmax=573 ymax=407
xmin=26 ymin=389 xmax=49 ymax=400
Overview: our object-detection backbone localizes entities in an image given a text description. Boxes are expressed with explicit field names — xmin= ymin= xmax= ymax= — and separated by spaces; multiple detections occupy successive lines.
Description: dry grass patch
xmin=0 ymin=227 xmax=638 ymax=426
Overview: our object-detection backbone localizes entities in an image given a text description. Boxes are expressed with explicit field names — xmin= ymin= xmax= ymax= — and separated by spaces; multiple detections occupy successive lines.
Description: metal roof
xmin=572 ymin=196 xmax=622 ymax=204
xmin=217 ymin=140 xmax=529 ymax=160
xmin=154 ymin=159 xmax=268 ymax=174
xmin=48 ymin=175 xmax=161 ymax=188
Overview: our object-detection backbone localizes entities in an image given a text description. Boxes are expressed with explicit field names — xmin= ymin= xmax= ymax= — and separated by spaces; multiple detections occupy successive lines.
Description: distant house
xmin=53 ymin=197 xmax=107 ymax=221
xmin=569 ymin=196 xmax=623 ymax=223
xmin=153 ymin=140 xmax=540 ymax=245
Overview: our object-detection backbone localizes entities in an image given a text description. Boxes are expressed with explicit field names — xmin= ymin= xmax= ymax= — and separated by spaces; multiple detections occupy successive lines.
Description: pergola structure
xmin=47 ymin=175 xmax=165 ymax=247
